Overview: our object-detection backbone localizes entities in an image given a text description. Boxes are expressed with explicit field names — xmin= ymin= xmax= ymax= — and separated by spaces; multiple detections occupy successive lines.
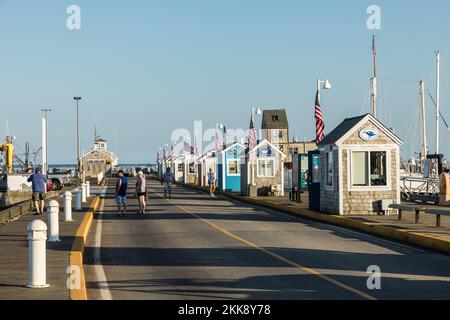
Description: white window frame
xmin=257 ymin=158 xmax=275 ymax=177
xmin=188 ymin=162 xmax=196 ymax=175
xmin=348 ymin=147 xmax=392 ymax=192
xmin=227 ymin=159 xmax=241 ymax=176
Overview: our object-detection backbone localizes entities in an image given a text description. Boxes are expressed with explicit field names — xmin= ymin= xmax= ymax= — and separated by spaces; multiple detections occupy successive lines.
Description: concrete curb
xmin=69 ymin=196 xmax=100 ymax=300
xmin=183 ymin=184 xmax=450 ymax=254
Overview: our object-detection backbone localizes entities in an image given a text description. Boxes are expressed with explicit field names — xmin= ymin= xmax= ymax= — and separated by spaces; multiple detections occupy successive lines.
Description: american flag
xmin=163 ymin=147 xmax=166 ymax=160
xmin=215 ymin=130 xmax=222 ymax=152
xmin=248 ymin=114 xmax=257 ymax=149
xmin=170 ymin=145 xmax=174 ymax=156
xmin=156 ymin=151 xmax=160 ymax=162
xmin=315 ymin=90 xmax=325 ymax=143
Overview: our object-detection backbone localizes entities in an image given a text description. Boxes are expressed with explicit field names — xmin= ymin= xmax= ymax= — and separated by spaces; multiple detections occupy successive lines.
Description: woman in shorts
xmin=135 ymin=171 xmax=147 ymax=214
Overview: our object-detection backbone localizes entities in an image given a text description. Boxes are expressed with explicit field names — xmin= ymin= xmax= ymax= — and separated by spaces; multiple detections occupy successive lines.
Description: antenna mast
xmin=371 ymin=34 xmax=378 ymax=118
xmin=435 ymin=51 xmax=440 ymax=155
xmin=419 ymin=81 xmax=427 ymax=161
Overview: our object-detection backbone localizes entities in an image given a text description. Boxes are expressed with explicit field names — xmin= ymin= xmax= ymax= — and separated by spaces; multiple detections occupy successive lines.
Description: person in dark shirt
xmin=27 ymin=167 xmax=48 ymax=215
xmin=115 ymin=170 xmax=128 ymax=216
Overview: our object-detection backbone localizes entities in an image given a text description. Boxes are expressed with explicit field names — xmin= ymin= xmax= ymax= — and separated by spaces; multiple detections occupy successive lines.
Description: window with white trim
xmin=188 ymin=162 xmax=195 ymax=174
xmin=351 ymin=151 xmax=387 ymax=187
xmin=227 ymin=159 xmax=241 ymax=175
xmin=257 ymin=159 xmax=275 ymax=177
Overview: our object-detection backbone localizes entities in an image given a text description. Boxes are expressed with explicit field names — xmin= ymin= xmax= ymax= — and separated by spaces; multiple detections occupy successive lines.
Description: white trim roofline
xmin=219 ymin=142 xmax=246 ymax=154
xmin=334 ymin=114 xmax=403 ymax=147
xmin=249 ymin=139 xmax=287 ymax=159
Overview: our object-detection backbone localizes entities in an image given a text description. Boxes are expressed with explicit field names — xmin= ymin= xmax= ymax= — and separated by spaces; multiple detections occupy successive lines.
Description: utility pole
xmin=73 ymin=97 xmax=82 ymax=178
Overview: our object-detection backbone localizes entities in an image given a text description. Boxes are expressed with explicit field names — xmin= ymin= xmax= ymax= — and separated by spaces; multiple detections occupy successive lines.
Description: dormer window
xmin=272 ymin=115 xmax=280 ymax=122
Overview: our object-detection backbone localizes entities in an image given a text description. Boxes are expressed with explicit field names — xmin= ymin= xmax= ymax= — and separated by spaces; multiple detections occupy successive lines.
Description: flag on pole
xmin=171 ymin=145 xmax=174 ymax=157
xmin=156 ymin=151 xmax=160 ymax=162
xmin=163 ymin=146 xmax=166 ymax=160
xmin=215 ymin=130 xmax=222 ymax=152
xmin=248 ymin=114 xmax=257 ymax=149
xmin=315 ymin=91 xmax=325 ymax=143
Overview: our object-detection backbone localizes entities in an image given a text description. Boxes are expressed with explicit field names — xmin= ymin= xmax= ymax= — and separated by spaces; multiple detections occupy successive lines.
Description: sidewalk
xmin=185 ymin=184 xmax=450 ymax=253
xmin=232 ymin=192 xmax=450 ymax=240
xmin=0 ymin=196 xmax=95 ymax=300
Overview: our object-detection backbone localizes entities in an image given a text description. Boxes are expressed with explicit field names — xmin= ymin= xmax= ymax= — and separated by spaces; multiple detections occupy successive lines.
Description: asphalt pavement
xmin=84 ymin=178 xmax=450 ymax=300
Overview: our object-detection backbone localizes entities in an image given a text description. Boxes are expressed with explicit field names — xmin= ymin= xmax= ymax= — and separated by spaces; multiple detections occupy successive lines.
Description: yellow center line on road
xmin=151 ymin=190 xmax=377 ymax=301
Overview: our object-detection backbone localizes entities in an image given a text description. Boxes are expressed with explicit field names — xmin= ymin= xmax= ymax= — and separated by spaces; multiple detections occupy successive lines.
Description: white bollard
xmin=64 ymin=191 xmax=73 ymax=222
xmin=47 ymin=200 xmax=60 ymax=242
xmin=27 ymin=220 xmax=50 ymax=288
xmin=86 ymin=181 xmax=91 ymax=198
xmin=74 ymin=189 xmax=82 ymax=211
xmin=81 ymin=183 xmax=87 ymax=203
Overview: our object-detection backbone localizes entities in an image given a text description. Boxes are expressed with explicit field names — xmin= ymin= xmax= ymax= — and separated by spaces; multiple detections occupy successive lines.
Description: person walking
xmin=161 ymin=167 xmax=174 ymax=198
xmin=207 ymin=168 xmax=216 ymax=197
xmin=135 ymin=171 xmax=147 ymax=214
xmin=115 ymin=170 xmax=128 ymax=216
xmin=27 ymin=167 xmax=48 ymax=215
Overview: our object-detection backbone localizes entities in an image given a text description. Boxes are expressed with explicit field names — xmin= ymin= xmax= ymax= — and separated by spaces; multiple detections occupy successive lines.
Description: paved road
xmin=84 ymin=178 xmax=450 ymax=300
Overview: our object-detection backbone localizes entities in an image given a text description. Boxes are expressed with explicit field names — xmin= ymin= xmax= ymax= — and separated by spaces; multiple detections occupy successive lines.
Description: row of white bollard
xmin=27 ymin=182 xmax=92 ymax=288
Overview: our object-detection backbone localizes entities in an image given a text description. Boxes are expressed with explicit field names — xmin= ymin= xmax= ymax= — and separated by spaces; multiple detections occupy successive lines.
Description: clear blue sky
xmin=1 ymin=0 xmax=450 ymax=163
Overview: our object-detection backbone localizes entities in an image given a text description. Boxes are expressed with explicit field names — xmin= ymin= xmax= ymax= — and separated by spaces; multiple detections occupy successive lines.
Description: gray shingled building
xmin=317 ymin=114 xmax=403 ymax=215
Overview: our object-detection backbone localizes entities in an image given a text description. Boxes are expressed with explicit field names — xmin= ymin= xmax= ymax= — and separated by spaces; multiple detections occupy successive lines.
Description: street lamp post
xmin=41 ymin=108 xmax=52 ymax=175
xmin=217 ymin=123 xmax=227 ymax=150
xmin=316 ymin=79 xmax=332 ymax=106
xmin=73 ymin=97 xmax=82 ymax=179
xmin=251 ymin=107 xmax=262 ymax=142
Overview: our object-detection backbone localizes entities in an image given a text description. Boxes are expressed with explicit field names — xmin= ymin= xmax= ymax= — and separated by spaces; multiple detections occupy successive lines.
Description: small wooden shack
xmin=169 ymin=155 xmax=184 ymax=183
xmin=197 ymin=151 xmax=217 ymax=187
xmin=241 ymin=139 xmax=286 ymax=197
xmin=81 ymin=137 xmax=118 ymax=178
xmin=318 ymin=114 xmax=403 ymax=215
xmin=217 ymin=143 xmax=246 ymax=192
xmin=183 ymin=153 xmax=198 ymax=184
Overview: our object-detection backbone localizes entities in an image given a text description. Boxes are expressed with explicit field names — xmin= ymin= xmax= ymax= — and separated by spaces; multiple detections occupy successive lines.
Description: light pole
xmin=251 ymin=107 xmax=262 ymax=142
xmin=73 ymin=97 xmax=82 ymax=179
xmin=41 ymin=108 xmax=52 ymax=175
xmin=316 ymin=79 xmax=332 ymax=106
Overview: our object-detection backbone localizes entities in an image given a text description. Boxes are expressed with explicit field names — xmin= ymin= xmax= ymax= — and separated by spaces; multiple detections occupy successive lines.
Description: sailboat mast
xmin=435 ymin=51 xmax=440 ymax=155
xmin=419 ymin=81 xmax=427 ymax=160
xmin=371 ymin=34 xmax=378 ymax=118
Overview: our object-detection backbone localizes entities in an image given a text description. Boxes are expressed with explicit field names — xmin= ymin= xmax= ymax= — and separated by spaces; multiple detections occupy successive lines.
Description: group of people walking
xmin=115 ymin=169 xmax=147 ymax=216
xmin=26 ymin=165 xmax=218 ymax=217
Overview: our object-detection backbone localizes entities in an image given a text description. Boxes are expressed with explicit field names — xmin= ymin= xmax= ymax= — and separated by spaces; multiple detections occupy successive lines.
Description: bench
xmin=424 ymin=209 xmax=450 ymax=228
xmin=389 ymin=204 xmax=450 ymax=227
xmin=388 ymin=204 xmax=427 ymax=224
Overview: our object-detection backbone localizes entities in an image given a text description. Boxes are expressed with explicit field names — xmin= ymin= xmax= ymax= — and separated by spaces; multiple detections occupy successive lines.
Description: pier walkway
xmin=0 ymin=191 xmax=98 ymax=300
xmin=84 ymin=179 xmax=450 ymax=300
